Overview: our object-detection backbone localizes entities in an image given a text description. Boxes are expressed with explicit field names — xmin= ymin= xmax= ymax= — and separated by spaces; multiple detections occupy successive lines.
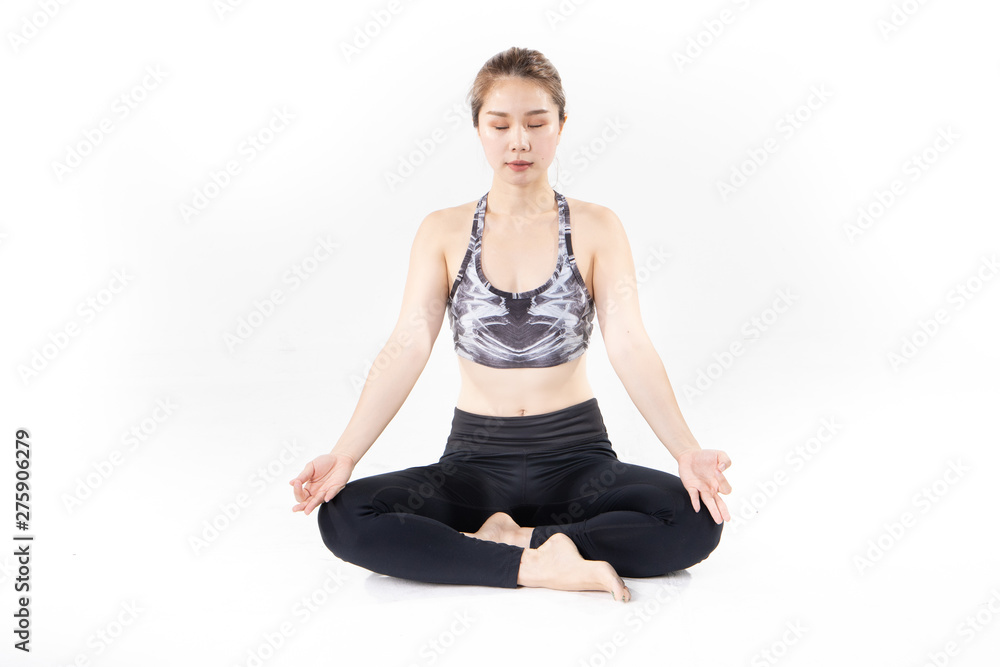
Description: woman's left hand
xmin=676 ymin=448 xmax=732 ymax=524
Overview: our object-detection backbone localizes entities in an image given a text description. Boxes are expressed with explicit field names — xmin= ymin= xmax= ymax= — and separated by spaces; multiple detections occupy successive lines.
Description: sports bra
xmin=446 ymin=190 xmax=596 ymax=369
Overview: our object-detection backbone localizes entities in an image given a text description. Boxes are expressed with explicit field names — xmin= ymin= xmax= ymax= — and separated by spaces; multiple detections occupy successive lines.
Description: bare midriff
xmin=454 ymin=352 xmax=595 ymax=417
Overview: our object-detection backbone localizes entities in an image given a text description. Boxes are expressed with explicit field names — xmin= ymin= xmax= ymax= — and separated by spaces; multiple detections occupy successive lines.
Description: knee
xmin=316 ymin=487 xmax=365 ymax=559
xmin=695 ymin=507 xmax=725 ymax=553
xmin=674 ymin=501 xmax=724 ymax=569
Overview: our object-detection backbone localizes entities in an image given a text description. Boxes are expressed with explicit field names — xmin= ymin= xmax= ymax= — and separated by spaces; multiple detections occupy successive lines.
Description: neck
xmin=485 ymin=180 xmax=556 ymax=219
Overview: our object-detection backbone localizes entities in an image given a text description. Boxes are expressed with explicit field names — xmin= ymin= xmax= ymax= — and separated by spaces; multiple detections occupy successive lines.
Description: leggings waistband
xmin=443 ymin=397 xmax=611 ymax=456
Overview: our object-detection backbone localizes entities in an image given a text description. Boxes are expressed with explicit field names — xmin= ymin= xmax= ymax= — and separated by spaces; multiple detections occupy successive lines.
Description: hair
xmin=467 ymin=47 xmax=566 ymax=130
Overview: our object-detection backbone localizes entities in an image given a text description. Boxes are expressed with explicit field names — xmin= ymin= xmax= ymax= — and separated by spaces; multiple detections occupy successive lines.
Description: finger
xmin=717 ymin=474 xmax=733 ymax=495
xmin=716 ymin=495 xmax=731 ymax=522
xmin=702 ymin=493 xmax=723 ymax=524
xmin=687 ymin=487 xmax=701 ymax=513
xmin=290 ymin=462 xmax=315 ymax=486
xmin=718 ymin=453 xmax=732 ymax=472
xmin=292 ymin=495 xmax=315 ymax=512
xmin=305 ymin=485 xmax=334 ymax=516
xmin=322 ymin=483 xmax=347 ymax=505
xmin=295 ymin=478 xmax=318 ymax=504
xmin=291 ymin=479 xmax=307 ymax=503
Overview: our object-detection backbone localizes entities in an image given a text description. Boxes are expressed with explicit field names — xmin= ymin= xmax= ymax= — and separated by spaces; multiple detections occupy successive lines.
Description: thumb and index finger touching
xmin=290 ymin=461 xmax=334 ymax=512
xmin=290 ymin=460 xmax=350 ymax=515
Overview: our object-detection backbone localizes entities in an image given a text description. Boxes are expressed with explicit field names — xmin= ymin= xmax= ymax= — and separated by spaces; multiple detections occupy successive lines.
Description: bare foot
xmin=517 ymin=533 xmax=631 ymax=602
xmin=461 ymin=512 xmax=533 ymax=549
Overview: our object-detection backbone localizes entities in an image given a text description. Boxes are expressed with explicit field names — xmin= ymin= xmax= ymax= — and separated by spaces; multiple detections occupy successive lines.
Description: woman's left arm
xmin=591 ymin=206 xmax=732 ymax=522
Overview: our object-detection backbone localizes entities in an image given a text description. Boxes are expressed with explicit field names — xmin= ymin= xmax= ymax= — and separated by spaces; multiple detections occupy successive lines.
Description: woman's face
xmin=476 ymin=78 xmax=564 ymax=185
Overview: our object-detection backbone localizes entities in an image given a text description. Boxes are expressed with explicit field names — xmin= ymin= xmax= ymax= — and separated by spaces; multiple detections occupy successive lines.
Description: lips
xmin=508 ymin=161 xmax=531 ymax=165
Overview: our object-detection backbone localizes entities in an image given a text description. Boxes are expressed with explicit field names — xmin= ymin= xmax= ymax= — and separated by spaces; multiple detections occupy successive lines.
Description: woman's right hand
xmin=289 ymin=452 xmax=357 ymax=516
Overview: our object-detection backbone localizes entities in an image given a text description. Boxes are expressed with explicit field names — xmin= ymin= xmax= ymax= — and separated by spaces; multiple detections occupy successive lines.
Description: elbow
xmin=606 ymin=328 xmax=656 ymax=369
xmin=392 ymin=334 xmax=433 ymax=364
xmin=388 ymin=319 xmax=438 ymax=360
xmin=375 ymin=330 xmax=433 ymax=373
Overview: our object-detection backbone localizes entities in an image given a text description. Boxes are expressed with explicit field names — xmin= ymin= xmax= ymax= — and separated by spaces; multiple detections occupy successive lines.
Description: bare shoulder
xmin=419 ymin=197 xmax=482 ymax=290
xmin=420 ymin=197 xmax=479 ymax=238
xmin=406 ymin=198 xmax=476 ymax=255
xmin=563 ymin=195 xmax=626 ymax=254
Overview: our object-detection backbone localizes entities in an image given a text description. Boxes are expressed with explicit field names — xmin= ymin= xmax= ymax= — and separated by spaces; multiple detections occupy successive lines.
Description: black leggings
xmin=317 ymin=397 xmax=723 ymax=588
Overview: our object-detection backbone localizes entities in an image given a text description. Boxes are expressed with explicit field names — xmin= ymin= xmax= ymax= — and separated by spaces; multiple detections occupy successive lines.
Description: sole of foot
xmin=461 ymin=512 xmax=530 ymax=549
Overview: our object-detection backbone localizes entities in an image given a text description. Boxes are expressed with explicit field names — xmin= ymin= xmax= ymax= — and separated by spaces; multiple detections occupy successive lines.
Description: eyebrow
xmin=484 ymin=109 xmax=551 ymax=118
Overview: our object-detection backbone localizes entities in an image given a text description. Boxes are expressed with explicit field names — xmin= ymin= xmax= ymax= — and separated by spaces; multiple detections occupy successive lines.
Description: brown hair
xmin=467 ymin=47 xmax=566 ymax=130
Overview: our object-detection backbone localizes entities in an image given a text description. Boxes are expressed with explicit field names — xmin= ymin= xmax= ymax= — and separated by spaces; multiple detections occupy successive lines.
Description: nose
xmin=509 ymin=126 xmax=529 ymax=152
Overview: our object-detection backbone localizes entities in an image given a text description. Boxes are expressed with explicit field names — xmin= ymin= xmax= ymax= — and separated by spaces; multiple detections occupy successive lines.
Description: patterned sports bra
xmin=446 ymin=190 xmax=596 ymax=369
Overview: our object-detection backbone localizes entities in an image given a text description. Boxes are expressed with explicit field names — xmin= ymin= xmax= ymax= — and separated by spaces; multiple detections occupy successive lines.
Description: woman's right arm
xmin=327 ymin=210 xmax=450 ymax=464
xmin=290 ymin=210 xmax=451 ymax=515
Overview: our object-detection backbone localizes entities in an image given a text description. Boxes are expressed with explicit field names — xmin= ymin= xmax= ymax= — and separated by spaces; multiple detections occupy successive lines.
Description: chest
xmin=447 ymin=208 xmax=594 ymax=298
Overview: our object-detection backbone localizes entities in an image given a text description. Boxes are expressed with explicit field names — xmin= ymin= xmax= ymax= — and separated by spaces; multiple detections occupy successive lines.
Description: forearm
xmin=608 ymin=335 xmax=701 ymax=461
xmin=329 ymin=336 xmax=431 ymax=464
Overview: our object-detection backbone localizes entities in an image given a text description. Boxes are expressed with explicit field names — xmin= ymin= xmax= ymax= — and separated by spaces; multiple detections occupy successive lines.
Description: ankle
xmin=517 ymin=548 xmax=544 ymax=587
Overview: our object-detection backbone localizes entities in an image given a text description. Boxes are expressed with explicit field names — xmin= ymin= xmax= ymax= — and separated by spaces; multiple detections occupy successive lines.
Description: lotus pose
xmin=290 ymin=47 xmax=732 ymax=603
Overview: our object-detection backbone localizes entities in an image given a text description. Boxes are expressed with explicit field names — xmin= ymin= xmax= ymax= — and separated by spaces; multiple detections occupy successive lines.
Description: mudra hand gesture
xmin=676 ymin=448 xmax=732 ymax=524
xmin=290 ymin=452 xmax=357 ymax=516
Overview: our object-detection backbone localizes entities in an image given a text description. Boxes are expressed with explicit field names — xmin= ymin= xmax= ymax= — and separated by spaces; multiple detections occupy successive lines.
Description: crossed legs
xmin=316 ymin=452 xmax=723 ymax=600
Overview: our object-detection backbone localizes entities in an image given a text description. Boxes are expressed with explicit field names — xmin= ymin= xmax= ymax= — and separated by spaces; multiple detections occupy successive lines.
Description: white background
xmin=2 ymin=0 xmax=998 ymax=665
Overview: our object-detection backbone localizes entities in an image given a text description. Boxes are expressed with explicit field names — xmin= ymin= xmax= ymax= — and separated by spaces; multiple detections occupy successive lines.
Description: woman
xmin=290 ymin=47 xmax=732 ymax=603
